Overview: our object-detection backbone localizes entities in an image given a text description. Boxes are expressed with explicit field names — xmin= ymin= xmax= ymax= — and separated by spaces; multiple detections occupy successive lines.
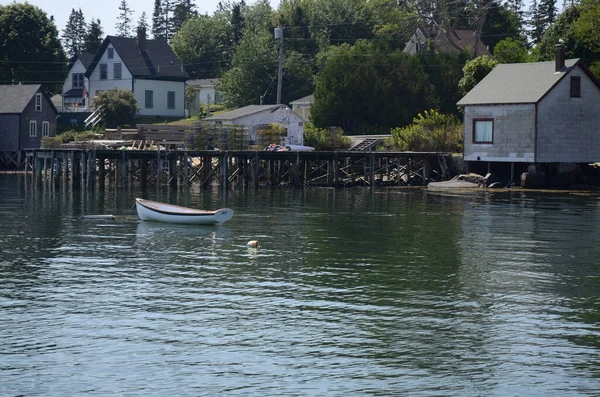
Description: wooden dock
xmin=24 ymin=149 xmax=452 ymax=189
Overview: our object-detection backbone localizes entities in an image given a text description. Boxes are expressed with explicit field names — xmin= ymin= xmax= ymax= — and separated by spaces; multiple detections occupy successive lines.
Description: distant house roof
xmin=85 ymin=35 xmax=188 ymax=81
xmin=289 ymin=94 xmax=314 ymax=105
xmin=187 ymin=78 xmax=219 ymax=87
xmin=434 ymin=29 xmax=490 ymax=56
xmin=0 ymin=84 xmax=56 ymax=114
xmin=63 ymin=88 xmax=86 ymax=97
xmin=204 ymin=104 xmax=286 ymax=121
xmin=68 ymin=53 xmax=95 ymax=71
xmin=404 ymin=28 xmax=490 ymax=57
xmin=457 ymin=59 xmax=600 ymax=106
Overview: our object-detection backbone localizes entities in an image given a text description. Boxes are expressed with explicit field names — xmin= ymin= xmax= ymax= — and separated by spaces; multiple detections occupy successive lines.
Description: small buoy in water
xmin=247 ymin=240 xmax=259 ymax=248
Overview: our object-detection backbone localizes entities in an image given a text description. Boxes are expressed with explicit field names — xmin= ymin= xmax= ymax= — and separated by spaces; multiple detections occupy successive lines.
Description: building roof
xmin=434 ymin=29 xmax=490 ymax=57
xmin=0 ymin=84 xmax=46 ymax=113
xmin=204 ymin=104 xmax=286 ymax=121
xmin=289 ymin=94 xmax=314 ymax=105
xmin=457 ymin=59 xmax=592 ymax=106
xmin=85 ymin=35 xmax=188 ymax=81
xmin=67 ymin=53 xmax=95 ymax=71
xmin=187 ymin=78 xmax=219 ymax=87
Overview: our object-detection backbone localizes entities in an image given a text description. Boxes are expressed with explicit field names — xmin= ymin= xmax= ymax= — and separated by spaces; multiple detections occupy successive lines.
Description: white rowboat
xmin=135 ymin=198 xmax=234 ymax=225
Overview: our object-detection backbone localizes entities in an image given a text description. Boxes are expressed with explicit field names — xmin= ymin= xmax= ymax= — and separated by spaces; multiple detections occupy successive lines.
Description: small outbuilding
xmin=290 ymin=94 xmax=314 ymax=122
xmin=457 ymin=44 xmax=600 ymax=180
xmin=0 ymin=84 xmax=57 ymax=168
xmin=203 ymin=104 xmax=305 ymax=146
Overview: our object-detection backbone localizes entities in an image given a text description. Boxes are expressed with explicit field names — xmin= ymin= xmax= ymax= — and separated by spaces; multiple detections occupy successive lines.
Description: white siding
xmin=536 ymin=65 xmax=600 ymax=163
xmin=463 ymin=104 xmax=536 ymax=162
xmin=134 ymin=79 xmax=185 ymax=117
xmin=205 ymin=107 xmax=305 ymax=145
xmin=88 ymin=44 xmax=133 ymax=96
xmin=62 ymin=59 xmax=89 ymax=95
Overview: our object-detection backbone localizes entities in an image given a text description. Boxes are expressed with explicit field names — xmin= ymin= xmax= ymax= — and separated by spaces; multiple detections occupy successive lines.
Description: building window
xmin=145 ymin=90 xmax=153 ymax=109
xmin=473 ymin=119 xmax=493 ymax=143
xmin=114 ymin=63 xmax=122 ymax=80
xmin=107 ymin=47 xmax=114 ymax=59
xmin=570 ymin=76 xmax=581 ymax=98
xmin=72 ymin=73 xmax=84 ymax=88
xmin=167 ymin=91 xmax=175 ymax=109
xmin=35 ymin=93 xmax=42 ymax=112
xmin=100 ymin=63 xmax=107 ymax=80
xmin=42 ymin=121 xmax=50 ymax=137
xmin=29 ymin=120 xmax=37 ymax=137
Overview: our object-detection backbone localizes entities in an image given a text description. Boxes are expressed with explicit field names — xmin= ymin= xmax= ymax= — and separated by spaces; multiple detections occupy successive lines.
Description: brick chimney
xmin=555 ymin=43 xmax=565 ymax=72
xmin=137 ymin=27 xmax=147 ymax=51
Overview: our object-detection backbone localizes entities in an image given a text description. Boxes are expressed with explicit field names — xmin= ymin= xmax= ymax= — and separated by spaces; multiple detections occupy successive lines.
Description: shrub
xmin=382 ymin=110 xmax=463 ymax=153
xmin=93 ymin=89 xmax=139 ymax=128
xmin=304 ymin=125 xmax=351 ymax=150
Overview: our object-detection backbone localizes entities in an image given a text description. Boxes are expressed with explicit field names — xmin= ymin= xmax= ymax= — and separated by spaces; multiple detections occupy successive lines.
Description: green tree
xmin=63 ymin=8 xmax=87 ymax=57
xmin=493 ymin=37 xmax=529 ymax=63
xmin=93 ymin=89 xmax=139 ymax=128
xmin=0 ymin=2 xmax=67 ymax=94
xmin=528 ymin=0 xmax=545 ymax=43
xmin=458 ymin=56 xmax=498 ymax=96
xmin=172 ymin=0 xmax=197 ymax=34
xmin=231 ymin=1 xmax=246 ymax=46
xmin=152 ymin=0 xmax=166 ymax=40
xmin=137 ymin=12 xmax=149 ymax=34
xmin=83 ymin=18 xmax=104 ymax=54
xmin=116 ymin=0 xmax=134 ymax=37
xmin=366 ymin=0 xmax=416 ymax=50
xmin=483 ymin=1 xmax=525 ymax=53
xmin=171 ymin=14 xmax=232 ymax=78
xmin=574 ymin=0 xmax=600 ymax=53
xmin=312 ymin=40 xmax=438 ymax=134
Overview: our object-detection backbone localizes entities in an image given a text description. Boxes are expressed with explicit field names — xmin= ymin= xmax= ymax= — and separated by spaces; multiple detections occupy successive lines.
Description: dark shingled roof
xmin=0 ymin=84 xmax=43 ymax=113
xmin=85 ymin=35 xmax=188 ymax=81
xmin=67 ymin=53 xmax=95 ymax=72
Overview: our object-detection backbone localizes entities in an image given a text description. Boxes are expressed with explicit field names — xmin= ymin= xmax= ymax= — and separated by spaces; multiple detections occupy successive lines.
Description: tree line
xmin=1 ymin=0 xmax=600 ymax=134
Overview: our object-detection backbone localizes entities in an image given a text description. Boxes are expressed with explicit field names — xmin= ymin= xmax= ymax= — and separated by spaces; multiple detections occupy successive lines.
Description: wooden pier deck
xmin=24 ymin=149 xmax=452 ymax=189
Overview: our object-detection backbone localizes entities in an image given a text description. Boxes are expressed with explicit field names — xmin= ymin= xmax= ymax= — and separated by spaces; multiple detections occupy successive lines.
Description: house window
xmin=100 ymin=63 xmax=107 ymax=80
xmin=72 ymin=73 xmax=84 ymax=88
xmin=570 ymin=76 xmax=581 ymax=98
xmin=42 ymin=121 xmax=50 ymax=137
xmin=29 ymin=120 xmax=37 ymax=137
xmin=167 ymin=91 xmax=175 ymax=109
xmin=35 ymin=93 xmax=42 ymax=112
xmin=473 ymin=119 xmax=493 ymax=143
xmin=145 ymin=90 xmax=153 ymax=109
xmin=107 ymin=47 xmax=114 ymax=59
xmin=114 ymin=63 xmax=122 ymax=80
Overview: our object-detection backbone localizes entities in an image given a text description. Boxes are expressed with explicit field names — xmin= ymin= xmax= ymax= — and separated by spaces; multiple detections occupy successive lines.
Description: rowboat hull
xmin=135 ymin=198 xmax=234 ymax=225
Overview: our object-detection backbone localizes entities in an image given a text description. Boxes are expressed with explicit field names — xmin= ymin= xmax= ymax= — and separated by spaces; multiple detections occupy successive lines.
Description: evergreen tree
xmin=83 ymin=18 xmax=104 ymax=54
xmin=172 ymin=0 xmax=197 ymax=34
xmin=163 ymin=0 xmax=176 ymax=40
xmin=231 ymin=1 xmax=245 ymax=46
xmin=152 ymin=0 xmax=167 ymax=40
xmin=115 ymin=0 xmax=134 ymax=37
xmin=137 ymin=11 xmax=149 ymax=34
xmin=528 ymin=0 xmax=545 ymax=43
xmin=63 ymin=8 xmax=87 ymax=57
xmin=539 ymin=0 xmax=558 ymax=27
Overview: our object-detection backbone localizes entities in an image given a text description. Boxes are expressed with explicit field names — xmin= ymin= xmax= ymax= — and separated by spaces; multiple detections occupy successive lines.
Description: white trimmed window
xmin=35 ymin=93 xmax=42 ymax=112
xmin=473 ymin=119 xmax=493 ymax=143
xmin=100 ymin=63 xmax=107 ymax=80
xmin=29 ymin=120 xmax=37 ymax=137
xmin=107 ymin=47 xmax=114 ymax=59
xmin=167 ymin=91 xmax=175 ymax=109
xmin=72 ymin=73 xmax=84 ymax=88
xmin=42 ymin=121 xmax=50 ymax=137
xmin=114 ymin=63 xmax=122 ymax=80
xmin=145 ymin=90 xmax=153 ymax=109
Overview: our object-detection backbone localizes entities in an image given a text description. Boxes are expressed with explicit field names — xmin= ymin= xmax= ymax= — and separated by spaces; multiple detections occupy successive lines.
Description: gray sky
xmin=0 ymin=0 xmax=280 ymax=37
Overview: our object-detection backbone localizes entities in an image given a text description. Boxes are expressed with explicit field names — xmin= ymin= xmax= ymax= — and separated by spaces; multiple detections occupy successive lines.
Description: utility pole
xmin=275 ymin=27 xmax=284 ymax=105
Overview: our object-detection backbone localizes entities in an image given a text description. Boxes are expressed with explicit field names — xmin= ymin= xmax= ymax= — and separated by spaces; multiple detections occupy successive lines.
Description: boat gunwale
xmin=136 ymin=198 xmax=224 ymax=217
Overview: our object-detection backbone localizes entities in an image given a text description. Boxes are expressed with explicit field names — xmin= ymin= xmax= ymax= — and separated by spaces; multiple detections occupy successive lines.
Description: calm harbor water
xmin=1 ymin=174 xmax=600 ymax=396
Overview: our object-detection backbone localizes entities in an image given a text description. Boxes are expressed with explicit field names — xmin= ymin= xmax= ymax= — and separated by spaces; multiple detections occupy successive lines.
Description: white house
xmin=84 ymin=29 xmax=189 ymax=117
xmin=186 ymin=79 xmax=220 ymax=114
xmin=289 ymin=94 xmax=313 ymax=122
xmin=457 ymin=45 xmax=600 ymax=167
xmin=61 ymin=53 xmax=94 ymax=109
xmin=203 ymin=104 xmax=305 ymax=146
